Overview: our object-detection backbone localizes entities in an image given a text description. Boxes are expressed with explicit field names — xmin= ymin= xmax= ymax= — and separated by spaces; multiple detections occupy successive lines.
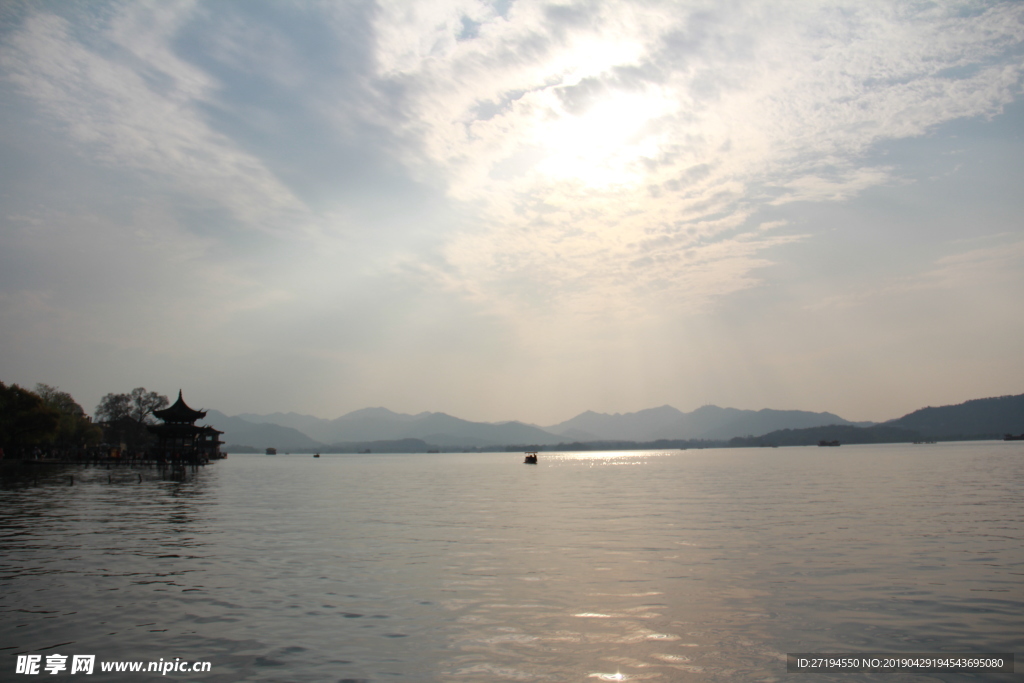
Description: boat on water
xmin=524 ymin=451 xmax=538 ymax=464
xmin=313 ymin=453 xmax=320 ymax=458
xmin=265 ymin=447 xmax=277 ymax=455
xmin=1004 ymin=433 xmax=1024 ymax=441
xmin=818 ymin=440 xmax=840 ymax=447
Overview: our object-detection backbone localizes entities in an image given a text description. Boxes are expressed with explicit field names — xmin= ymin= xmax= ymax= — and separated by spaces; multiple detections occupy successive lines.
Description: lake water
xmin=2 ymin=442 xmax=1021 ymax=682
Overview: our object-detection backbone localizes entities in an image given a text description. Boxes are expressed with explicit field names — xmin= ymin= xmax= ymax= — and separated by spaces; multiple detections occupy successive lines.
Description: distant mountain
xmin=546 ymin=405 xmax=684 ymax=441
xmin=885 ymin=393 xmax=1024 ymax=438
xmin=397 ymin=413 xmax=561 ymax=448
xmin=234 ymin=408 xmax=561 ymax=448
xmin=205 ymin=410 xmax=324 ymax=452
xmin=667 ymin=406 xmax=866 ymax=440
xmin=324 ymin=438 xmax=431 ymax=454
xmin=320 ymin=407 xmax=428 ymax=443
xmin=729 ymin=424 xmax=922 ymax=447
xmin=546 ymin=405 xmax=865 ymax=441
xmin=216 ymin=391 xmax=1022 ymax=451
xmin=235 ymin=411 xmax=337 ymax=441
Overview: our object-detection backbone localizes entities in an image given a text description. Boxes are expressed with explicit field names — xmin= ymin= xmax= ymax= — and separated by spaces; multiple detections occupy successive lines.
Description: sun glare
xmin=533 ymin=89 xmax=671 ymax=188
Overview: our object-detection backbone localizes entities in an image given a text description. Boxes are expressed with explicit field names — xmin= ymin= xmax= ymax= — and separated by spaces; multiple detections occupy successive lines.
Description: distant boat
xmin=1004 ymin=433 xmax=1024 ymax=441
xmin=818 ymin=440 xmax=840 ymax=447
xmin=265 ymin=447 xmax=277 ymax=455
xmin=313 ymin=453 xmax=320 ymax=458
xmin=524 ymin=451 xmax=538 ymax=464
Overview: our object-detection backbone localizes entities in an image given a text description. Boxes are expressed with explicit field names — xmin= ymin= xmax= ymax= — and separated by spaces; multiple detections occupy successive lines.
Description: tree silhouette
xmin=0 ymin=382 xmax=59 ymax=455
xmin=36 ymin=383 xmax=102 ymax=447
xmin=95 ymin=388 xmax=168 ymax=425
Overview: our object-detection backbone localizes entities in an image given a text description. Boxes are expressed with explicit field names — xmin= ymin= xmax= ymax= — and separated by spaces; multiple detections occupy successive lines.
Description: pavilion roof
xmin=153 ymin=390 xmax=206 ymax=424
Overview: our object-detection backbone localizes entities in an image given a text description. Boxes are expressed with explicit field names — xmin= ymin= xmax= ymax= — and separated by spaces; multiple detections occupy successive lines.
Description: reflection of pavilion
xmin=147 ymin=391 xmax=223 ymax=464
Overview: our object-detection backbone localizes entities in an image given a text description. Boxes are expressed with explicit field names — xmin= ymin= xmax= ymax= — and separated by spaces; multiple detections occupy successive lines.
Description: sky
xmin=1 ymin=0 xmax=1022 ymax=426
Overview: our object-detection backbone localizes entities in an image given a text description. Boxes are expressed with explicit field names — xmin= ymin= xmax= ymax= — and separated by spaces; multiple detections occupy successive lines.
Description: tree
xmin=0 ymin=382 xmax=59 ymax=455
xmin=95 ymin=392 xmax=132 ymax=422
xmin=35 ymin=384 xmax=80 ymax=415
xmin=96 ymin=388 xmax=169 ymax=424
xmin=35 ymin=383 xmax=102 ymax=447
xmin=129 ymin=388 xmax=168 ymax=424
xmin=94 ymin=388 xmax=169 ymax=450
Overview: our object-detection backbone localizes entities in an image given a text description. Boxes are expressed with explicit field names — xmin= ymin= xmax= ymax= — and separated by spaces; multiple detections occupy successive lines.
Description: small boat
xmin=313 ymin=453 xmax=320 ymax=458
xmin=818 ymin=440 xmax=840 ymax=447
xmin=265 ymin=447 xmax=277 ymax=455
xmin=1004 ymin=433 xmax=1024 ymax=441
xmin=524 ymin=451 xmax=538 ymax=464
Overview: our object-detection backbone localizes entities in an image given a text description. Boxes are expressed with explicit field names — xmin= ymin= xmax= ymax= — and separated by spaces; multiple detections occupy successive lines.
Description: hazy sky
xmin=1 ymin=0 xmax=1022 ymax=425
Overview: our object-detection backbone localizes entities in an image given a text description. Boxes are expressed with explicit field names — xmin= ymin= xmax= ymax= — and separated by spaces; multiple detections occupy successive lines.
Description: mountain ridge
xmin=210 ymin=392 xmax=1023 ymax=451
xmin=543 ymin=404 xmax=870 ymax=441
xmin=219 ymin=403 xmax=871 ymax=449
xmin=884 ymin=393 xmax=1024 ymax=437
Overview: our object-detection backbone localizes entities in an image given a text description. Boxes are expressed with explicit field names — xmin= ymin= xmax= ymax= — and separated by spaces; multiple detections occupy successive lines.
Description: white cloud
xmin=1 ymin=0 xmax=1022 ymax=420
xmin=5 ymin=0 xmax=1020 ymax=324
xmin=924 ymin=236 xmax=1024 ymax=290
xmin=804 ymin=234 xmax=1024 ymax=313
xmin=0 ymin=5 xmax=310 ymax=236
xmin=371 ymin=0 xmax=1024 ymax=318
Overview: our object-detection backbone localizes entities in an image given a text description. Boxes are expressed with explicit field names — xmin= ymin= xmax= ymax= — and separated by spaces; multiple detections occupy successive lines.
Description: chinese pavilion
xmin=148 ymin=390 xmax=223 ymax=464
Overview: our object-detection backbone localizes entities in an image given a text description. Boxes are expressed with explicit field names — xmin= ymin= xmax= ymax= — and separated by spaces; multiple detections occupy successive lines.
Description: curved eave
xmin=152 ymin=390 xmax=207 ymax=424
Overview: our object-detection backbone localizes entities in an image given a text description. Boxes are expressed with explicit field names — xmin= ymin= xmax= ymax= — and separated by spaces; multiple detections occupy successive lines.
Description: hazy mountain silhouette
xmin=232 ymin=404 xmax=867 ymax=447
xmin=206 ymin=410 xmax=324 ymax=451
xmin=884 ymin=393 xmax=1024 ymax=437
xmin=728 ymin=424 xmax=922 ymax=447
xmin=323 ymin=408 xmax=433 ymax=442
xmin=545 ymin=405 xmax=866 ymax=441
xmin=227 ymin=408 xmax=560 ymax=448
xmin=673 ymin=406 xmax=868 ymax=439
xmin=235 ymin=411 xmax=340 ymax=441
xmin=239 ymin=407 xmax=422 ymax=443
xmin=544 ymin=405 xmax=684 ymax=442
xmin=216 ymin=392 xmax=1021 ymax=451
xmin=384 ymin=413 xmax=555 ymax=447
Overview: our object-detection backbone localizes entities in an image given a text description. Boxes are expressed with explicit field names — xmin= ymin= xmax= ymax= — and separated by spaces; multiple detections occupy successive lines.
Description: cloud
xmin=370 ymin=0 xmax=1024 ymax=317
xmin=5 ymin=0 xmax=1021 ymax=324
xmin=804 ymin=233 xmax=1024 ymax=313
xmin=0 ymin=1 xmax=452 ymax=352
xmin=0 ymin=4 xmax=310 ymax=236
xmin=1 ymin=0 xmax=1022 ymax=420
xmin=923 ymin=234 xmax=1024 ymax=291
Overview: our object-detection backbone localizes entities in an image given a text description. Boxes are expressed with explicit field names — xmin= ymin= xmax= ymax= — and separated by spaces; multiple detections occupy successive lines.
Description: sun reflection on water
xmin=542 ymin=450 xmax=677 ymax=466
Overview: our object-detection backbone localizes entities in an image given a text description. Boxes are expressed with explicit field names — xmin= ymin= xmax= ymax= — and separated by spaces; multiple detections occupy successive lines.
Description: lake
xmin=2 ymin=442 xmax=1021 ymax=681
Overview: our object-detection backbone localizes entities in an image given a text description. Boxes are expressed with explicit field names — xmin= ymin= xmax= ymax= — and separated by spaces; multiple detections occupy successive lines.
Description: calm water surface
xmin=2 ymin=442 xmax=1022 ymax=682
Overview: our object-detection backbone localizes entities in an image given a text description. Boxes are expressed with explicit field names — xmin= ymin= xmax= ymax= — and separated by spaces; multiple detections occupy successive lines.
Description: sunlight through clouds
xmin=1 ymin=0 xmax=1022 ymax=421
xmin=373 ymin=0 xmax=1024 ymax=322
xmin=532 ymin=87 xmax=674 ymax=187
